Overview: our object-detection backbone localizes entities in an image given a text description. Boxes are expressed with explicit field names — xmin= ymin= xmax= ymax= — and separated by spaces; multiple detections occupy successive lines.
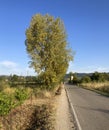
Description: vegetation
xmin=0 ymin=92 xmax=15 ymax=116
xmin=68 ymin=72 xmax=109 ymax=94
xmin=81 ymin=82 xmax=109 ymax=93
xmin=14 ymin=88 xmax=29 ymax=103
xmin=26 ymin=104 xmax=54 ymax=130
xmin=0 ymin=87 xmax=30 ymax=116
xmin=25 ymin=14 xmax=73 ymax=89
xmin=0 ymin=75 xmax=54 ymax=116
xmin=0 ymin=75 xmax=55 ymax=129
xmin=0 ymin=13 xmax=73 ymax=129
xmin=0 ymin=103 xmax=54 ymax=130
xmin=68 ymin=72 xmax=80 ymax=84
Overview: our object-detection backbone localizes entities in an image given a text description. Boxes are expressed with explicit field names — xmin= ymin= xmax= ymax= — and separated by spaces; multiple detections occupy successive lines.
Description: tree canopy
xmin=25 ymin=14 xmax=73 ymax=88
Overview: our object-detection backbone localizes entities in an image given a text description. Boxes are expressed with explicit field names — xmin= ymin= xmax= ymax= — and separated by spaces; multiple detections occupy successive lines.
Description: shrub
xmin=15 ymin=88 xmax=29 ymax=103
xmin=0 ymin=92 xmax=15 ymax=115
xmin=81 ymin=76 xmax=91 ymax=83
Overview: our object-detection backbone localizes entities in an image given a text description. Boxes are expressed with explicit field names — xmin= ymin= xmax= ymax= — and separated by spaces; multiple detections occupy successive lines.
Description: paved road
xmin=66 ymin=84 xmax=109 ymax=130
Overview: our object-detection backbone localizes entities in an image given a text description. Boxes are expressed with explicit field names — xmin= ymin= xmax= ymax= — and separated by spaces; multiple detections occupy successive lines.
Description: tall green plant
xmin=15 ymin=88 xmax=29 ymax=103
xmin=0 ymin=93 xmax=15 ymax=115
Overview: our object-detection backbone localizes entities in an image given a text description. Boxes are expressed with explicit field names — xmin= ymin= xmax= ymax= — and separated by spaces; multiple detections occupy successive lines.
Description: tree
xmin=10 ymin=74 xmax=19 ymax=82
xmin=25 ymin=14 xmax=73 ymax=88
xmin=69 ymin=72 xmax=73 ymax=83
xmin=91 ymin=72 xmax=106 ymax=82
xmin=81 ymin=75 xmax=91 ymax=83
xmin=71 ymin=73 xmax=80 ymax=84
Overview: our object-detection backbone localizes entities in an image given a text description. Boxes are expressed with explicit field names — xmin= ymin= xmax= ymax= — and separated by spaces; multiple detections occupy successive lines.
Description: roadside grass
xmin=81 ymin=82 xmax=109 ymax=96
xmin=0 ymin=102 xmax=55 ymax=130
xmin=0 ymin=81 xmax=10 ymax=91
xmin=3 ymin=87 xmax=16 ymax=95
xmin=0 ymin=82 xmax=61 ymax=129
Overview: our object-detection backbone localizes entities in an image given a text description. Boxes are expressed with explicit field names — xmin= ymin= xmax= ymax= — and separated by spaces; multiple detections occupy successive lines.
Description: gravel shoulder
xmin=55 ymin=85 xmax=75 ymax=130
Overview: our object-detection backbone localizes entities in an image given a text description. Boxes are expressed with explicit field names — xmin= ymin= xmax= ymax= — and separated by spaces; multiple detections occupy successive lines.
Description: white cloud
xmin=23 ymin=67 xmax=36 ymax=76
xmin=0 ymin=60 xmax=36 ymax=76
xmin=87 ymin=65 xmax=109 ymax=72
xmin=96 ymin=67 xmax=109 ymax=72
xmin=0 ymin=61 xmax=18 ymax=68
xmin=67 ymin=63 xmax=109 ymax=73
xmin=1 ymin=60 xmax=108 ymax=75
xmin=0 ymin=60 xmax=20 ymax=75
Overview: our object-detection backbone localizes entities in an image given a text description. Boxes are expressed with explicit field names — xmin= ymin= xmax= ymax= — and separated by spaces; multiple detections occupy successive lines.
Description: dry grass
xmin=0 ymin=91 xmax=55 ymax=130
xmin=0 ymin=103 xmax=55 ymax=130
xmin=3 ymin=87 xmax=16 ymax=95
xmin=0 ymin=84 xmax=60 ymax=130
xmin=81 ymin=81 xmax=109 ymax=93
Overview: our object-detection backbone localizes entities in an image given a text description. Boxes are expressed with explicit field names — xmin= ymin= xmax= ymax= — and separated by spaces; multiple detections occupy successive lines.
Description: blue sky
xmin=0 ymin=0 xmax=109 ymax=75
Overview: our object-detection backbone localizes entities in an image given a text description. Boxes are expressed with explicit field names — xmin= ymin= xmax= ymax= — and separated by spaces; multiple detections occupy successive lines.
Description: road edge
xmin=65 ymin=86 xmax=82 ymax=130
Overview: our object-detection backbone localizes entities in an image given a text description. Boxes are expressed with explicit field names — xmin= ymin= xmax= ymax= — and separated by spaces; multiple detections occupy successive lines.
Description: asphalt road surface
xmin=66 ymin=84 xmax=109 ymax=130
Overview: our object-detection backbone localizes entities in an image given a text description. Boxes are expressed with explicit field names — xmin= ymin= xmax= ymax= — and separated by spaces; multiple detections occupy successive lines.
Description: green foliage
xmin=81 ymin=76 xmax=91 ymax=83
xmin=0 ymin=92 xmax=15 ymax=115
xmin=10 ymin=74 xmax=20 ymax=87
xmin=68 ymin=72 xmax=109 ymax=85
xmin=0 ymin=87 xmax=30 ymax=116
xmin=10 ymin=74 xmax=19 ymax=82
xmin=68 ymin=72 xmax=80 ymax=84
xmin=25 ymin=76 xmax=37 ymax=83
xmin=73 ymin=76 xmax=80 ymax=84
xmin=69 ymin=72 xmax=73 ymax=83
xmin=25 ymin=14 xmax=73 ymax=88
xmin=37 ymin=71 xmax=58 ymax=89
xmin=15 ymin=88 xmax=29 ymax=103
xmin=91 ymin=72 xmax=109 ymax=82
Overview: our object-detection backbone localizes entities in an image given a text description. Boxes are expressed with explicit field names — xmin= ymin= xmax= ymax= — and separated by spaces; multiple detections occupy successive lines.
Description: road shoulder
xmin=55 ymin=85 xmax=75 ymax=130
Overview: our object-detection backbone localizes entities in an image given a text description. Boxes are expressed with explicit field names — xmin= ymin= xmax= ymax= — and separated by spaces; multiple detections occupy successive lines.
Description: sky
xmin=0 ymin=0 xmax=109 ymax=75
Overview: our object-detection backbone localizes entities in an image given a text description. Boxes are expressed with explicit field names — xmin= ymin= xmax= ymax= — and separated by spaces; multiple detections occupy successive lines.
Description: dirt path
xmin=55 ymin=85 xmax=75 ymax=130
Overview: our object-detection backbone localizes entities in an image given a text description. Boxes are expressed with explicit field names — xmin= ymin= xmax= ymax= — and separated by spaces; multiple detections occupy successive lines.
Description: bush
xmin=81 ymin=76 xmax=91 ymax=83
xmin=15 ymin=88 xmax=29 ymax=103
xmin=0 ymin=92 xmax=15 ymax=115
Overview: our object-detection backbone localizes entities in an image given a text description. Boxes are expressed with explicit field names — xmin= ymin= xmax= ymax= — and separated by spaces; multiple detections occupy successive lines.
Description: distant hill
xmin=76 ymin=73 xmax=93 ymax=78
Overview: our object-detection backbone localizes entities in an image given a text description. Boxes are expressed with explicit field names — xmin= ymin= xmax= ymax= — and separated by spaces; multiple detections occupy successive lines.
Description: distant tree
xmin=72 ymin=73 xmax=80 ymax=84
xmin=81 ymin=75 xmax=91 ymax=83
xmin=91 ymin=72 xmax=107 ymax=82
xmin=68 ymin=72 xmax=80 ymax=84
xmin=25 ymin=14 xmax=73 ymax=88
xmin=10 ymin=74 xmax=19 ymax=82
xmin=25 ymin=76 xmax=37 ymax=83
xmin=102 ymin=73 xmax=109 ymax=81
xmin=69 ymin=72 xmax=73 ymax=83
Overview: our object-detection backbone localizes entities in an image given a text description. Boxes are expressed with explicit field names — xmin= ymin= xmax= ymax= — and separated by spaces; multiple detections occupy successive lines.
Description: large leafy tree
xmin=25 ymin=14 xmax=73 ymax=88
